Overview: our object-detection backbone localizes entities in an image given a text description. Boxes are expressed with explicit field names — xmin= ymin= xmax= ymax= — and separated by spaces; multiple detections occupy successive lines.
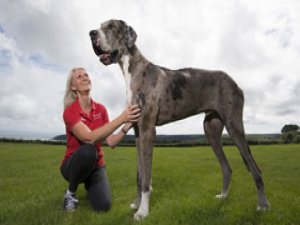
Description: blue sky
xmin=1 ymin=0 xmax=300 ymax=139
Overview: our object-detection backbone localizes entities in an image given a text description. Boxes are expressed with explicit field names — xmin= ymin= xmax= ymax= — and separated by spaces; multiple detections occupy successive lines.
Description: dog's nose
xmin=89 ymin=30 xmax=98 ymax=37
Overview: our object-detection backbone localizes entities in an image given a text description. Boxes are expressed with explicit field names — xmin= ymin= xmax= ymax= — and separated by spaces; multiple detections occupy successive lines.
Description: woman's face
xmin=71 ymin=69 xmax=92 ymax=93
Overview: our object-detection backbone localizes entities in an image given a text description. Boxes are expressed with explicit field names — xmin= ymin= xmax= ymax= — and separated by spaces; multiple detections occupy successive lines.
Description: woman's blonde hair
xmin=63 ymin=67 xmax=86 ymax=109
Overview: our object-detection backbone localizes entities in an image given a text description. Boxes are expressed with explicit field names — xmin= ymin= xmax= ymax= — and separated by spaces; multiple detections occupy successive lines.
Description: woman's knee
xmin=87 ymin=169 xmax=112 ymax=212
xmin=88 ymin=185 xmax=112 ymax=212
xmin=92 ymin=198 xmax=112 ymax=212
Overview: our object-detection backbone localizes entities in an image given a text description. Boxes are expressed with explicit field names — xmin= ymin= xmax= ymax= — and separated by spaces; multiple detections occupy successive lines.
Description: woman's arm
xmin=105 ymin=122 xmax=133 ymax=148
xmin=71 ymin=105 xmax=140 ymax=144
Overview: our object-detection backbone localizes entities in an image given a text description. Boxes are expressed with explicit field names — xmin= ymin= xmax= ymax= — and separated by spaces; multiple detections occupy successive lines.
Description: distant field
xmin=0 ymin=143 xmax=299 ymax=225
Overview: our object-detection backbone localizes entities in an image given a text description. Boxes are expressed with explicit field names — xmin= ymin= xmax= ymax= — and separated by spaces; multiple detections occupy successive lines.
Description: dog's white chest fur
xmin=121 ymin=55 xmax=133 ymax=105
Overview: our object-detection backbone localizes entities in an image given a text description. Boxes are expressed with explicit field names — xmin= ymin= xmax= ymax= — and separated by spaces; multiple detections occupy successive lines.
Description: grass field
xmin=0 ymin=143 xmax=299 ymax=225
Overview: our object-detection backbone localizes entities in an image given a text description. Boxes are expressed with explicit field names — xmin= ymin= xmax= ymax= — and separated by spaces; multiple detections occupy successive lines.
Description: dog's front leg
xmin=133 ymin=124 xmax=156 ymax=221
xmin=130 ymin=124 xmax=142 ymax=210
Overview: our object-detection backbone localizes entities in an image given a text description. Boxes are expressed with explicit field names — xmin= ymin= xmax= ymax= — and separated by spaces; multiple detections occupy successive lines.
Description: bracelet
xmin=121 ymin=127 xmax=127 ymax=134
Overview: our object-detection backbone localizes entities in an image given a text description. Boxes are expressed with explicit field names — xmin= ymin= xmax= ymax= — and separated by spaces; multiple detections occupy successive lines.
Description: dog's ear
xmin=126 ymin=26 xmax=137 ymax=48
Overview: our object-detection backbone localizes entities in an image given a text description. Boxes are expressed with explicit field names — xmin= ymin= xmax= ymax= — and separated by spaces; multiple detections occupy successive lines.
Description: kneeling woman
xmin=60 ymin=67 xmax=140 ymax=212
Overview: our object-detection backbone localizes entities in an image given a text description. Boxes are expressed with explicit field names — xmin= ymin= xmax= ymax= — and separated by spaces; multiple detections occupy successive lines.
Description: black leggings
xmin=60 ymin=144 xmax=112 ymax=211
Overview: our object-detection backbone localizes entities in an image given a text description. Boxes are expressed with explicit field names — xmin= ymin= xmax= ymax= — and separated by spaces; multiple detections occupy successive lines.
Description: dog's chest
xmin=121 ymin=55 xmax=133 ymax=105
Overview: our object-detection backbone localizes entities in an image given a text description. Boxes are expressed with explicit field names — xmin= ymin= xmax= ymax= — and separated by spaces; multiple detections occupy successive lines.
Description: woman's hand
xmin=122 ymin=104 xmax=141 ymax=123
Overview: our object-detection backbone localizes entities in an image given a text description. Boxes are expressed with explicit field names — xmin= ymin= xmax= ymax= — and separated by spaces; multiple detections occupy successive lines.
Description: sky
xmin=0 ymin=0 xmax=300 ymax=139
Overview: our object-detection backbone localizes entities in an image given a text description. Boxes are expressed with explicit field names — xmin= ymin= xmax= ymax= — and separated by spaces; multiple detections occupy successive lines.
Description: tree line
xmin=1 ymin=124 xmax=299 ymax=146
xmin=281 ymin=124 xmax=300 ymax=144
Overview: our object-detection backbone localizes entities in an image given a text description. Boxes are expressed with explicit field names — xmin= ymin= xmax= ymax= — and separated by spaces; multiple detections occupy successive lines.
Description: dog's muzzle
xmin=89 ymin=30 xmax=117 ymax=65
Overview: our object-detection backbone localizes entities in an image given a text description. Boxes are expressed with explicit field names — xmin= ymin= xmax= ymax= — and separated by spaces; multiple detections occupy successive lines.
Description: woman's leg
xmin=84 ymin=167 xmax=112 ymax=212
xmin=60 ymin=144 xmax=98 ymax=211
xmin=61 ymin=144 xmax=98 ymax=192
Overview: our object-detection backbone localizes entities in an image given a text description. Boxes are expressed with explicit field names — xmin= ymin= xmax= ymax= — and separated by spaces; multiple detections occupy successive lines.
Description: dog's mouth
xmin=102 ymin=50 xmax=119 ymax=65
xmin=95 ymin=49 xmax=119 ymax=65
xmin=98 ymin=51 xmax=112 ymax=65
xmin=91 ymin=43 xmax=113 ymax=65
xmin=90 ymin=30 xmax=118 ymax=66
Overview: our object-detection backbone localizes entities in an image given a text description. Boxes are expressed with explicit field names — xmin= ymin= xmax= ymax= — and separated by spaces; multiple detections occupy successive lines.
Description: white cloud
xmin=0 ymin=0 xmax=300 ymax=138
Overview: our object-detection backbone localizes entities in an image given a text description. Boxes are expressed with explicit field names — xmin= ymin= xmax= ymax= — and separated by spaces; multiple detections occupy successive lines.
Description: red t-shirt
xmin=62 ymin=98 xmax=109 ymax=167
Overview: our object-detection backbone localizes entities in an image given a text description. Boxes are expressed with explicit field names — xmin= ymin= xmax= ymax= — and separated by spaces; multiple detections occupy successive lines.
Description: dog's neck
xmin=119 ymin=46 xmax=149 ymax=75
xmin=119 ymin=46 xmax=149 ymax=105
xmin=120 ymin=54 xmax=132 ymax=105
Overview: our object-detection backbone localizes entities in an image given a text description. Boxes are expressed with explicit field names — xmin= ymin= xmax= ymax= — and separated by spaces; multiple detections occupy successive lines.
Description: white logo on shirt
xmin=93 ymin=113 xmax=102 ymax=120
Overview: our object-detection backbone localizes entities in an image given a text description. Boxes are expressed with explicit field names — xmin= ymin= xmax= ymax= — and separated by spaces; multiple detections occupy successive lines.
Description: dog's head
xmin=90 ymin=19 xmax=137 ymax=65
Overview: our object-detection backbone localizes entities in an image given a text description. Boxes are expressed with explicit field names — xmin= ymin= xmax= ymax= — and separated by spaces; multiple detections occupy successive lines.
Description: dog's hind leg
xmin=204 ymin=111 xmax=232 ymax=199
xmin=224 ymin=115 xmax=270 ymax=210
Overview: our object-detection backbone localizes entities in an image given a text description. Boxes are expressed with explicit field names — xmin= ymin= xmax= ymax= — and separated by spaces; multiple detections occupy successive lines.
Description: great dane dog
xmin=90 ymin=19 xmax=270 ymax=220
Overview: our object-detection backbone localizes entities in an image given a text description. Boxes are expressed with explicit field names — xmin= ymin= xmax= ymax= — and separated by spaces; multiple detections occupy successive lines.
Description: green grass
xmin=0 ymin=143 xmax=299 ymax=225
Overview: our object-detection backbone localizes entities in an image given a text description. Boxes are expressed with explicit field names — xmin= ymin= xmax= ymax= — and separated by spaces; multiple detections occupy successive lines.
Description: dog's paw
xmin=130 ymin=202 xmax=139 ymax=210
xmin=215 ymin=192 xmax=228 ymax=199
xmin=134 ymin=209 xmax=148 ymax=221
xmin=129 ymin=198 xmax=140 ymax=210
xmin=257 ymin=202 xmax=271 ymax=211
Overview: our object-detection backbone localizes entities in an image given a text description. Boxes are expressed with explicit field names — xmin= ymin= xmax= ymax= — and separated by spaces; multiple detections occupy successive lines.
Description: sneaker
xmin=63 ymin=191 xmax=79 ymax=212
